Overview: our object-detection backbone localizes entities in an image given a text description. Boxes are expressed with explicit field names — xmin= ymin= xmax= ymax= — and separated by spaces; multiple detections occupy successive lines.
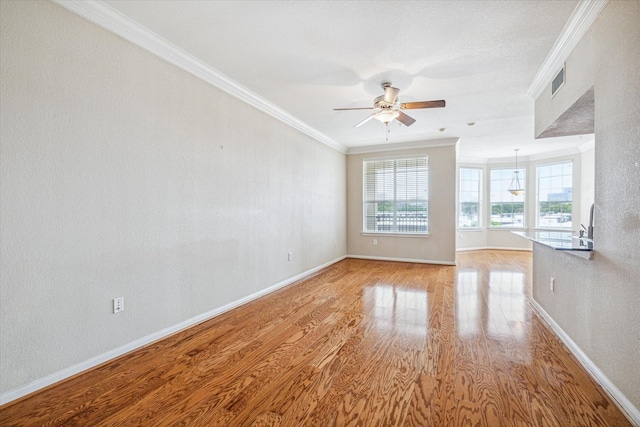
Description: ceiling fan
xmin=334 ymin=82 xmax=446 ymax=132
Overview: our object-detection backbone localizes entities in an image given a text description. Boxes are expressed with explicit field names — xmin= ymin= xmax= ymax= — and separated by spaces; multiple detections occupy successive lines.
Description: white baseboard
xmin=346 ymin=254 xmax=456 ymax=266
xmin=456 ymin=246 xmax=533 ymax=252
xmin=531 ymin=299 xmax=640 ymax=426
xmin=0 ymin=255 xmax=347 ymax=406
xmin=456 ymin=246 xmax=488 ymax=252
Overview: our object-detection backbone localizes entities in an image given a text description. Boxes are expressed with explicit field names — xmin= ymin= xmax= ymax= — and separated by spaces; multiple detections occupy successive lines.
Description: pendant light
xmin=508 ymin=149 xmax=524 ymax=196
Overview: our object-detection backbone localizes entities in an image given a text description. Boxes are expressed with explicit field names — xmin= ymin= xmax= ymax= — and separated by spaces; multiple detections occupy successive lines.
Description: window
xmin=490 ymin=168 xmax=526 ymax=228
xmin=536 ymin=162 xmax=573 ymax=228
xmin=459 ymin=168 xmax=482 ymax=228
xmin=363 ymin=156 xmax=428 ymax=234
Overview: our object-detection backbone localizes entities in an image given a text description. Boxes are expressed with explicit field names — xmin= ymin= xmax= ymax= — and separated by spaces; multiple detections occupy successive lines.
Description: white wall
xmin=0 ymin=0 xmax=346 ymax=397
xmin=347 ymin=143 xmax=457 ymax=264
xmin=533 ymin=0 xmax=640 ymax=414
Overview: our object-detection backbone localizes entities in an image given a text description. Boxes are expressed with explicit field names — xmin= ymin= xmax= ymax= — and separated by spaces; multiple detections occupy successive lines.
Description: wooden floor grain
xmin=0 ymin=250 xmax=632 ymax=426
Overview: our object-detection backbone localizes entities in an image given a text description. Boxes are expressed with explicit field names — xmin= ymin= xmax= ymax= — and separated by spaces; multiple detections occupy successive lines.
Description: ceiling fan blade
xmin=396 ymin=111 xmax=416 ymax=127
xmin=384 ymin=86 xmax=400 ymax=104
xmin=354 ymin=112 xmax=378 ymax=128
xmin=333 ymin=107 xmax=375 ymax=111
xmin=400 ymin=100 xmax=446 ymax=109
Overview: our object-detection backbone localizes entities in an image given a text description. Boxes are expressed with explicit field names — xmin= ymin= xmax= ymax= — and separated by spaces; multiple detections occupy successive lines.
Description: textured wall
xmin=347 ymin=144 xmax=456 ymax=264
xmin=533 ymin=1 xmax=640 ymax=410
xmin=0 ymin=1 xmax=346 ymax=395
xmin=580 ymin=146 xmax=595 ymax=226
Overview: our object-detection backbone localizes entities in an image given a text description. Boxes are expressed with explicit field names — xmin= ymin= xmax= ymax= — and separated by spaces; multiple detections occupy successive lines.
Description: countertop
xmin=512 ymin=231 xmax=593 ymax=252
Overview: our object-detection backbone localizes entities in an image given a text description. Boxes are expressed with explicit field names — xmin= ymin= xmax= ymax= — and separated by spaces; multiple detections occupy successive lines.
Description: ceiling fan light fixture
xmin=375 ymin=110 xmax=400 ymax=124
xmin=333 ymin=82 xmax=445 ymax=129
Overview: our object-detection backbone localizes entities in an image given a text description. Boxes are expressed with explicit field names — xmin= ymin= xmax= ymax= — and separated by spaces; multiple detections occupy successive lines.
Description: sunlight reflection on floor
xmin=363 ymin=284 xmax=428 ymax=338
xmin=455 ymin=262 xmax=533 ymax=364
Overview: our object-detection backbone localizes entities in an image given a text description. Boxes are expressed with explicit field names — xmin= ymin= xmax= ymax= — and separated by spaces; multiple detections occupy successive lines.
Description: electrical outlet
xmin=550 ymin=277 xmax=555 ymax=292
xmin=113 ymin=297 xmax=124 ymax=314
xmin=373 ymin=239 xmax=378 ymax=246
xmin=287 ymin=252 xmax=293 ymax=261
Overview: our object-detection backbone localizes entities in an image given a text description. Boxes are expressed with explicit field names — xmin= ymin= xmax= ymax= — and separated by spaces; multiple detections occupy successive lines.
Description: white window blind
xmin=363 ymin=157 xmax=429 ymax=234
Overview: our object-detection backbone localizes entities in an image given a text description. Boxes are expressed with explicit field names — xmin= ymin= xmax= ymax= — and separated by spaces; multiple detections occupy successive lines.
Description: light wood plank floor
xmin=0 ymin=250 xmax=631 ymax=426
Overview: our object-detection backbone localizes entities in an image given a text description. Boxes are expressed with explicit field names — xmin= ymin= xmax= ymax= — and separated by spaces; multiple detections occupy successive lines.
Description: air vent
xmin=551 ymin=64 xmax=565 ymax=97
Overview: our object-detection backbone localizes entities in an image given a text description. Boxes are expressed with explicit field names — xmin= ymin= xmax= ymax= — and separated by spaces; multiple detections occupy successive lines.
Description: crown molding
xmin=527 ymin=146 xmax=581 ymax=162
xmin=526 ymin=0 xmax=608 ymax=100
xmin=458 ymin=142 xmax=594 ymax=165
xmin=456 ymin=157 xmax=489 ymax=165
xmin=347 ymin=137 xmax=459 ymax=155
xmin=579 ymin=137 xmax=595 ymax=152
xmin=51 ymin=0 xmax=347 ymax=154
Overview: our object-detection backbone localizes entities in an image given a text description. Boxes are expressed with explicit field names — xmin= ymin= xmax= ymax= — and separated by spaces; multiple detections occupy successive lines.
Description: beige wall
xmin=532 ymin=0 xmax=640 ymax=412
xmin=347 ymin=143 xmax=457 ymax=264
xmin=0 ymin=1 xmax=346 ymax=397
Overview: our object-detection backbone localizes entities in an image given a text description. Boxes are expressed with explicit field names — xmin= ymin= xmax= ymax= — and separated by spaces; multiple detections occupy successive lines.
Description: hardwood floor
xmin=0 ymin=250 xmax=631 ymax=426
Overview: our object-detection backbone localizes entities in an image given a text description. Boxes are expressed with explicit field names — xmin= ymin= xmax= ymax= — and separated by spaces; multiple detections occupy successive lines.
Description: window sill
xmin=534 ymin=227 xmax=573 ymax=232
xmin=361 ymin=232 xmax=430 ymax=238
xmin=488 ymin=227 xmax=527 ymax=231
xmin=457 ymin=227 xmax=484 ymax=232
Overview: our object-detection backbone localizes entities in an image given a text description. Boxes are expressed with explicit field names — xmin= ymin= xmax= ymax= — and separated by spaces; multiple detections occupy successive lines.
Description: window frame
xmin=458 ymin=167 xmax=483 ymax=230
xmin=361 ymin=155 xmax=429 ymax=237
xmin=489 ymin=166 xmax=527 ymax=229
xmin=535 ymin=160 xmax=573 ymax=230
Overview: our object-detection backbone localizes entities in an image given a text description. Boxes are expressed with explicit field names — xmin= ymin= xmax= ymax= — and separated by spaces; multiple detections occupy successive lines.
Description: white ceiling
xmin=100 ymin=0 xmax=590 ymax=160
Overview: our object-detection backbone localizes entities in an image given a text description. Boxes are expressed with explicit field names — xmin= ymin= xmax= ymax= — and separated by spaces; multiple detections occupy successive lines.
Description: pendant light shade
xmin=508 ymin=149 xmax=524 ymax=196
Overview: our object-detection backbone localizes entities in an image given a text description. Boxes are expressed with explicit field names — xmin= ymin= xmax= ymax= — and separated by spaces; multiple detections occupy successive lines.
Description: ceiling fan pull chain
xmin=386 ymin=122 xmax=390 ymax=141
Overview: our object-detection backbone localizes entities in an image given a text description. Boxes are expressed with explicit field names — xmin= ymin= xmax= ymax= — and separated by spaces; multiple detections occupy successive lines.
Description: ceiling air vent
xmin=552 ymin=64 xmax=565 ymax=97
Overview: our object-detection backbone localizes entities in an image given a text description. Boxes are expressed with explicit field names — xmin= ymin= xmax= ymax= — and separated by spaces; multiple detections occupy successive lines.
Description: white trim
xmin=527 ymin=146 xmax=582 ymax=162
xmin=347 ymin=254 xmax=456 ymax=266
xmin=487 ymin=156 xmax=532 ymax=165
xmin=457 ymin=156 xmax=489 ymax=165
xmin=361 ymin=232 xmax=430 ymax=238
xmin=0 ymin=255 xmax=347 ymax=405
xmin=458 ymin=144 xmax=589 ymax=164
xmin=579 ymin=138 xmax=595 ymax=152
xmin=456 ymin=246 xmax=489 ymax=252
xmin=456 ymin=246 xmax=532 ymax=252
xmin=532 ymin=158 xmax=574 ymax=168
xmin=348 ymin=138 xmax=458 ymax=155
xmin=533 ymin=228 xmax=573 ymax=232
xmin=362 ymin=153 xmax=430 ymax=163
xmin=51 ymin=0 xmax=346 ymax=154
xmin=531 ymin=299 xmax=640 ymax=426
xmin=488 ymin=227 xmax=528 ymax=231
xmin=526 ymin=0 xmax=608 ymax=99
